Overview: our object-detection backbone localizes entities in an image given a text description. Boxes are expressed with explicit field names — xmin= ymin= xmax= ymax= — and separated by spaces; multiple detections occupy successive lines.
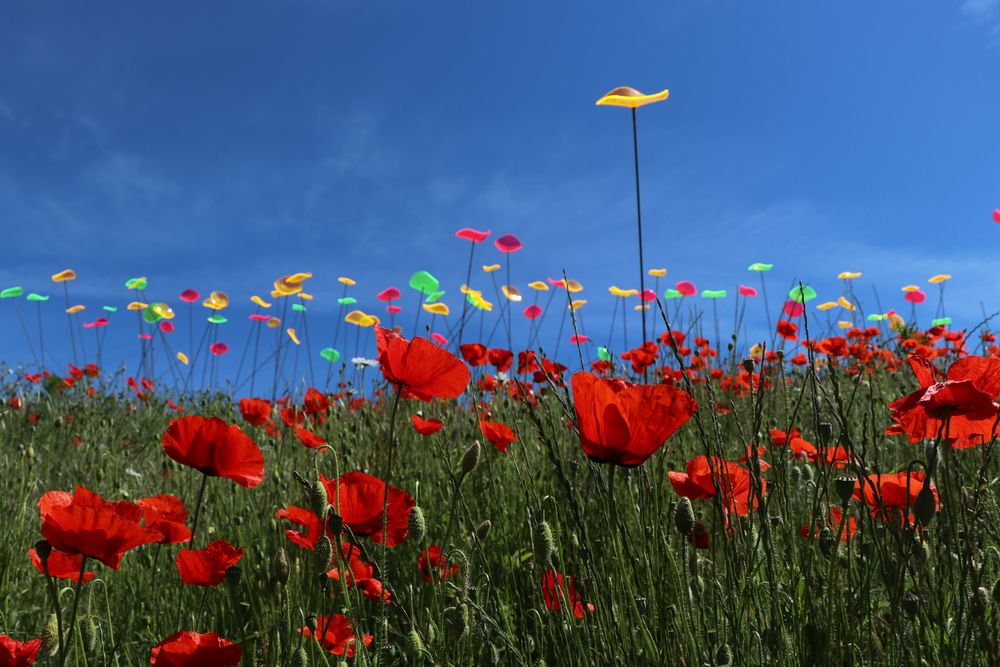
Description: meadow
xmin=2 ymin=290 xmax=1000 ymax=666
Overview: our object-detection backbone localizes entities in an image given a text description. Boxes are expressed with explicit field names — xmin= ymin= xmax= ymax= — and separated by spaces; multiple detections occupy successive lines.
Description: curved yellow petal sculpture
xmin=569 ymin=299 xmax=587 ymax=311
xmin=250 ymin=295 xmax=272 ymax=308
xmin=66 ymin=305 xmax=85 ymax=314
xmin=338 ymin=276 xmax=356 ymax=286
xmin=928 ymin=274 xmax=951 ymax=284
xmin=127 ymin=301 xmax=148 ymax=311
xmin=648 ymin=268 xmax=667 ymax=277
xmin=286 ymin=328 xmax=301 ymax=345
xmin=482 ymin=264 xmax=501 ymax=273
xmin=901 ymin=285 xmax=919 ymax=293
xmin=816 ymin=301 xmax=839 ymax=311
xmin=837 ymin=296 xmax=855 ymax=312
xmin=177 ymin=352 xmax=189 ymax=365
xmin=837 ymin=271 xmax=862 ymax=280
xmin=501 ymin=285 xmax=522 ymax=302
xmin=527 ymin=281 xmax=549 ymax=291
xmin=267 ymin=317 xmax=281 ymax=329
xmin=52 ymin=269 xmax=77 ymax=283
xmin=423 ymin=303 xmax=450 ymax=316
xmin=596 ymin=86 xmax=670 ymax=108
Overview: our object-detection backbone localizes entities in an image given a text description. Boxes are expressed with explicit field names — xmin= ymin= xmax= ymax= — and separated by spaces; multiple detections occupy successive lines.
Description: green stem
xmin=377 ymin=385 xmax=403 ymax=664
xmin=188 ymin=474 xmax=210 ymax=547
xmin=59 ymin=556 xmax=89 ymax=667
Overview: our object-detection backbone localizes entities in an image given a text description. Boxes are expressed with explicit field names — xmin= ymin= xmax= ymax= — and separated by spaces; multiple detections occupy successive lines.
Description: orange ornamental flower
xmin=571 ymin=371 xmax=696 ymax=467
xmin=374 ymin=326 xmax=470 ymax=401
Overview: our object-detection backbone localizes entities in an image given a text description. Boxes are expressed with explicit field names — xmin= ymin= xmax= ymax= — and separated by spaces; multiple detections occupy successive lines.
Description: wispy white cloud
xmin=962 ymin=0 xmax=1000 ymax=18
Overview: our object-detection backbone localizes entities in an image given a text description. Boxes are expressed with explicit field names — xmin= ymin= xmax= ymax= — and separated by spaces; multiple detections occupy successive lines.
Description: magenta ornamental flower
xmin=494 ymin=234 xmax=523 ymax=253
xmin=377 ymin=287 xmax=401 ymax=301
xmin=524 ymin=304 xmax=543 ymax=319
xmin=675 ymin=281 xmax=696 ymax=297
xmin=179 ymin=289 xmax=201 ymax=303
xmin=738 ymin=284 xmax=758 ymax=297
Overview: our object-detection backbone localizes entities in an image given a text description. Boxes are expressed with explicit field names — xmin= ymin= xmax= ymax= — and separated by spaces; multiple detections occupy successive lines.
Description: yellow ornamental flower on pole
xmin=597 ymin=85 xmax=669 ymax=358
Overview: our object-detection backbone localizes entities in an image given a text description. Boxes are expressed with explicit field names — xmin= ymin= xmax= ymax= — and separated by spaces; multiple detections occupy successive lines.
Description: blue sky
xmin=1 ymin=2 xmax=1000 ymax=389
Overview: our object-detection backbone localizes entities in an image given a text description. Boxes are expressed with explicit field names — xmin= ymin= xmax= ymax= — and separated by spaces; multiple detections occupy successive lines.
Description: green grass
xmin=1 ymin=345 xmax=999 ymax=666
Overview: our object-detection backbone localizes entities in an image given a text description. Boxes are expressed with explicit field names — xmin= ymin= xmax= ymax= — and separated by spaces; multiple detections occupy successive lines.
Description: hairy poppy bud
xmin=41 ymin=613 xmax=59 ymax=657
xmin=407 ymin=629 xmax=425 ymax=656
xmin=409 ymin=506 xmax=427 ymax=543
xmin=818 ymin=422 xmax=833 ymax=445
xmin=790 ymin=467 xmax=801 ymax=483
xmin=445 ymin=604 xmax=470 ymax=640
xmin=913 ymin=482 xmax=937 ymax=526
xmin=974 ymin=587 xmax=991 ymax=616
xmin=475 ymin=520 xmax=492 ymax=543
xmin=305 ymin=615 xmax=318 ymax=634
xmin=715 ymin=644 xmax=733 ymax=666
xmin=834 ymin=477 xmax=855 ymax=506
xmin=325 ymin=512 xmax=344 ymax=536
xmin=533 ymin=521 xmax=556 ymax=561
xmin=314 ymin=536 xmax=333 ymax=573
xmin=800 ymin=465 xmax=815 ymax=483
xmin=742 ymin=358 xmax=755 ymax=373
xmin=902 ymin=592 xmax=919 ymax=617
xmin=290 ymin=646 xmax=309 ymax=667
xmin=271 ymin=546 xmax=290 ymax=586
xmin=674 ymin=497 xmax=695 ymax=535
xmin=461 ymin=441 xmax=481 ymax=477
xmin=82 ymin=616 xmax=98 ymax=655
xmin=309 ymin=480 xmax=328 ymax=520
xmin=819 ymin=527 xmax=835 ymax=557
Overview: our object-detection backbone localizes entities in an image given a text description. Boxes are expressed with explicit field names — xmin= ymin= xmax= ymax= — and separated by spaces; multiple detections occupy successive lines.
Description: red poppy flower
xmin=275 ymin=505 xmax=322 ymax=551
xmin=39 ymin=486 xmax=162 ymax=570
xmin=517 ymin=350 xmax=540 ymax=375
xmin=29 ymin=546 xmax=95 ymax=583
xmin=137 ymin=495 xmax=192 ymax=544
xmin=0 ymin=634 xmax=42 ymax=666
xmin=541 ymin=570 xmax=594 ymax=619
xmin=460 ymin=343 xmax=488 ymax=367
xmin=854 ymin=471 xmax=938 ymax=524
xmin=410 ymin=414 xmax=444 ymax=436
xmin=299 ymin=614 xmax=373 ymax=657
xmin=800 ymin=507 xmax=856 ymax=542
xmin=327 ymin=472 xmax=415 ymax=547
xmin=374 ymin=326 xmax=471 ymax=401
xmin=238 ymin=398 xmax=272 ymax=427
xmin=571 ymin=371 xmax=697 ymax=467
xmin=326 ymin=542 xmax=387 ymax=601
xmin=418 ymin=545 xmax=460 ymax=584
xmin=303 ymin=387 xmax=329 ymax=416
xmin=776 ymin=320 xmax=798 ymax=340
xmin=886 ymin=354 xmax=1000 ymax=448
xmin=176 ymin=540 xmax=244 ymax=587
xmin=480 ymin=420 xmax=518 ymax=453
xmin=668 ymin=456 xmax=764 ymax=517
xmin=162 ymin=416 xmax=265 ymax=488
xmin=486 ymin=348 xmax=514 ymax=373
xmin=149 ymin=631 xmax=241 ymax=666
xmin=294 ymin=426 xmax=326 ymax=448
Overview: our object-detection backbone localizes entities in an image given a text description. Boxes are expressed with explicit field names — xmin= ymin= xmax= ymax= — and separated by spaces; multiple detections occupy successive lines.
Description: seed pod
xmin=834 ymin=477 xmax=855 ymax=506
xmin=475 ymin=520 xmax=492 ymax=543
xmin=913 ymin=482 xmax=937 ymax=526
xmin=34 ymin=540 xmax=52 ymax=569
xmin=533 ymin=521 xmax=556 ymax=561
xmin=314 ymin=536 xmax=333 ymax=573
xmin=461 ymin=441 xmax=482 ymax=477
xmin=271 ymin=547 xmax=290 ymax=586
xmin=715 ymin=644 xmax=734 ymax=666
xmin=409 ymin=506 xmax=427 ymax=543
xmin=817 ymin=422 xmax=833 ymax=445
xmin=305 ymin=615 xmax=319 ymax=634
xmin=742 ymin=358 xmax=755 ymax=373
xmin=800 ymin=465 xmax=815 ymax=483
xmin=673 ymin=497 xmax=695 ymax=535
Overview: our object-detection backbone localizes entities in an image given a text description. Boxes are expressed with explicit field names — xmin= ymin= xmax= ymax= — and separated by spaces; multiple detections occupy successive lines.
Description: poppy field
xmin=3 ymin=242 xmax=1000 ymax=667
